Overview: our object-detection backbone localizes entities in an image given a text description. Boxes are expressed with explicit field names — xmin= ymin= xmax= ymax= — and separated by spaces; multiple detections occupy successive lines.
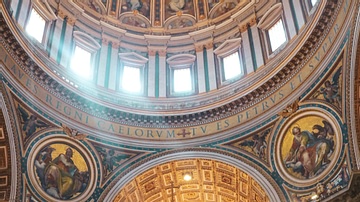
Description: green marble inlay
xmin=155 ymin=52 xmax=159 ymax=98
xmin=104 ymin=43 xmax=112 ymax=88
xmin=203 ymin=47 xmax=210 ymax=92
xmin=56 ymin=18 xmax=67 ymax=64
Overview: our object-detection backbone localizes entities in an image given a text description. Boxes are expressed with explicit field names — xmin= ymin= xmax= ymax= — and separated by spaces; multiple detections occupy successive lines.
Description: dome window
xmin=24 ymin=1 xmax=56 ymax=47
xmin=121 ymin=65 xmax=142 ymax=93
xmin=173 ymin=67 xmax=192 ymax=93
xmin=268 ymin=19 xmax=287 ymax=53
xmin=167 ymin=54 xmax=197 ymax=96
xmin=258 ymin=3 xmax=289 ymax=57
xmin=214 ymin=38 xmax=244 ymax=86
xmin=70 ymin=31 xmax=101 ymax=81
xmin=118 ymin=52 xmax=148 ymax=95
xmin=311 ymin=0 xmax=319 ymax=6
xmin=305 ymin=0 xmax=320 ymax=15
xmin=223 ymin=51 xmax=242 ymax=81
xmin=25 ymin=8 xmax=46 ymax=43
xmin=70 ymin=46 xmax=92 ymax=79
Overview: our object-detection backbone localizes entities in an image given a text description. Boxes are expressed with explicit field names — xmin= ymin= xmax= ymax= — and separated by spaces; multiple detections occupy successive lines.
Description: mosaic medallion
xmin=275 ymin=109 xmax=342 ymax=186
xmin=27 ymin=136 xmax=96 ymax=201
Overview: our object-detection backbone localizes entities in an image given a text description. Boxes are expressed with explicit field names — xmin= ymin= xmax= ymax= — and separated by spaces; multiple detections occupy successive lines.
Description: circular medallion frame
xmin=27 ymin=135 xmax=97 ymax=202
xmin=275 ymin=107 xmax=342 ymax=187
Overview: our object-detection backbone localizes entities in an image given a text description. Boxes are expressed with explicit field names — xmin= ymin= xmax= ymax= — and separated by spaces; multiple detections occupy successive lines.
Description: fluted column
xmin=10 ymin=0 xmax=19 ymax=18
xmin=97 ymin=38 xmax=110 ymax=87
xmin=195 ymin=44 xmax=206 ymax=93
xmin=49 ymin=13 xmax=65 ymax=63
xmin=60 ymin=17 xmax=75 ymax=68
xmin=16 ymin=0 xmax=30 ymax=27
xmin=292 ymin=0 xmax=305 ymax=30
xmin=158 ymin=49 xmax=167 ymax=97
xmin=205 ymin=42 xmax=217 ymax=91
xmin=239 ymin=23 xmax=254 ymax=74
xmin=248 ymin=18 xmax=264 ymax=69
xmin=147 ymin=49 xmax=156 ymax=97
xmin=282 ymin=0 xmax=298 ymax=37
xmin=108 ymin=42 xmax=119 ymax=90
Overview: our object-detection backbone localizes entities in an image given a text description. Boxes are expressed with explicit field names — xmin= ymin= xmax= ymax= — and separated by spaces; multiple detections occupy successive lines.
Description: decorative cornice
xmin=67 ymin=17 xmax=76 ymax=26
xmin=157 ymin=49 xmax=167 ymax=57
xmin=0 ymin=0 xmax=342 ymax=128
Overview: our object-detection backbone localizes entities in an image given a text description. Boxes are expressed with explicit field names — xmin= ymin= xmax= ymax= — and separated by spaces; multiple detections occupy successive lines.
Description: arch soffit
xmin=103 ymin=150 xmax=283 ymax=202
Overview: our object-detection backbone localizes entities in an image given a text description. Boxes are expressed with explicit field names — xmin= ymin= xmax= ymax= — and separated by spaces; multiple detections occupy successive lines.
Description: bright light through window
xmin=268 ymin=19 xmax=286 ymax=52
xmin=311 ymin=0 xmax=319 ymax=6
xmin=174 ymin=68 xmax=192 ymax=93
xmin=71 ymin=46 xmax=92 ymax=79
xmin=25 ymin=8 xmax=46 ymax=43
xmin=122 ymin=65 xmax=141 ymax=93
xmin=223 ymin=52 xmax=241 ymax=80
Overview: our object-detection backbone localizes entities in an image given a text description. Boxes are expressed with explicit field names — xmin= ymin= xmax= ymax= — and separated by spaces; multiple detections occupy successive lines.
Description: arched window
xmin=70 ymin=31 xmax=101 ymax=80
xmin=167 ymin=54 xmax=196 ymax=96
xmin=118 ymin=52 xmax=148 ymax=95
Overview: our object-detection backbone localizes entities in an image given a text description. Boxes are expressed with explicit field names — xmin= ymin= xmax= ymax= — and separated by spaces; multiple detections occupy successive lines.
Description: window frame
xmin=118 ymin=52 xmax=148 ymax=95
xmin=214 ymin=38 xmax=244 ymax=87
xmin=70 ymin=31 xmax=101 ymax=81
xmin=167 ymin=54 xmax=197 ymax=97
xmin=25 ymin=3 xmax=56 ymax=47
xmin=306 ymin=0 xmax=320 ymax=15
xmin=266 ymin=18 xmax=287 ymax=54
xmin=221 ymin=51 xmax=243 ymax=81
xmin=258 ymin=3 xmax=289 ymax=58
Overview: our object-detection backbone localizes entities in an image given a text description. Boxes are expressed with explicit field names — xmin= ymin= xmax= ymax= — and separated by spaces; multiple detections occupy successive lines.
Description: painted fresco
xmin=236 ymin=128 xmax=271 ymax=161
xmin=290 ymin=160 xmax=350 ymax=201
xmin=120 ymin=16 xmax=149 ymax=28
xmin=281 ymin=116 xmax=335 ymax=180
xmin=120 ymin=0 xmax=151 ymax=18
xmin=80 ymin=0 xmax=106 ymax=14
xmin=208 ymin=0 xmax=240 ymax=19
xmin=16 ymin=101 xmax=50 ymax=141
xmin=34 ymin=143 xmax=89 ymax=200
xmin=165 ymin=0 xmax=195 ymax=19
xmin=167 ymin=18 xmax=194 ymax=29
xmin=95 ymin=146 xmax=131 ymax=177
xmin=312 ymin=64 xmax=342 ymax=108
xmin=92 ymin=142 xmax=142 ymax=181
